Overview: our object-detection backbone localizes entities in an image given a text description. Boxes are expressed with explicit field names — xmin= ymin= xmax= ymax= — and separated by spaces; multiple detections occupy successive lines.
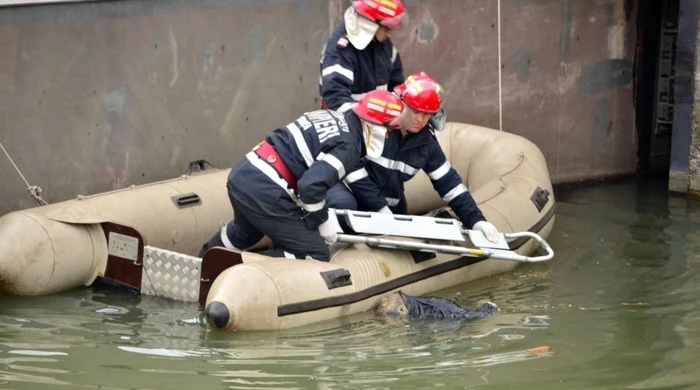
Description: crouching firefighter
xmin=326 ymin=71 xmax=501 ymax=242
xmin=198 ymin=90 xmax=405 ymax=261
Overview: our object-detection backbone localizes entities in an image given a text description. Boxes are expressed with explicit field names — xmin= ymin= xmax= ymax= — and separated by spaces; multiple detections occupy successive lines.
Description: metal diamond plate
xmin=141 ymin=246 xmax=202 ymax=302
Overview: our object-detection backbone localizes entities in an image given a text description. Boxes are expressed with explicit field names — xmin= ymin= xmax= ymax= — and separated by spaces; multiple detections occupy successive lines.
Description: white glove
xmin=318 ymin=211 xmax=342 ymax=245
xmin=473 ymin=221 xmax=499 ymax=243
xmin=377 ymin=206 xmax=393 ymax=214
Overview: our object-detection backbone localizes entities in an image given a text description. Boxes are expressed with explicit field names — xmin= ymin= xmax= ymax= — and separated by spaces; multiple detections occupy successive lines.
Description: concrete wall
xmin=692 ymin=0 xmax=700 ymax=195
xmin=0 ymin=0 xmax=639 ymax=216
xmin=668 ymin=0 xmax=698 ymax=194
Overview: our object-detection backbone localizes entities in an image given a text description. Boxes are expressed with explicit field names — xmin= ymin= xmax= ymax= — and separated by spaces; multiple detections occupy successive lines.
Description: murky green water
xmin=2 ymin=177 xmax=700 ymax=389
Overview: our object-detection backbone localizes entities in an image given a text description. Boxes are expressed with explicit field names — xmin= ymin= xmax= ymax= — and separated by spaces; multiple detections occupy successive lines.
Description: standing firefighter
xmin=199 ymin=90 xmax=405 ymax=261
xmin=319 ymin=0 xmax=406 ymax=113
xmin=326 ymin=71 xmax=501 ymax=242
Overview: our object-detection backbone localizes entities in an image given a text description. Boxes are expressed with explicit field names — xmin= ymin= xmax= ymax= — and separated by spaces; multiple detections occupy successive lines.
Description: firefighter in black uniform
xmin=319 ymin=0 xmax=406 ymax=113
xmin=319 ymin=0 xmax=407 ymax=216
xmin=326 ymin=71 xmax=500 ymax=242
xmin=199 ymin=90 xmax=405 ymax=261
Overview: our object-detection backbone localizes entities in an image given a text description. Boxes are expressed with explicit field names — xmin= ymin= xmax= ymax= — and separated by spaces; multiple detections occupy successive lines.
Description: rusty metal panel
xmin=390 ymin=0 xmax=638 ymax=184
xmin=0 ymin=0 xmax=105 ymax=7
xmin=0 ymin=0 xmax=330 ymax=216
xmin=0 ymin=0 xmax=640 ymax=217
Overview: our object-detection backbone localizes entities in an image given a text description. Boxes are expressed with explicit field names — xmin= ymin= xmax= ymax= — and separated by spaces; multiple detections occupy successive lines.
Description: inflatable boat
xmin=0 ymin=122 xmax=556 ymax=331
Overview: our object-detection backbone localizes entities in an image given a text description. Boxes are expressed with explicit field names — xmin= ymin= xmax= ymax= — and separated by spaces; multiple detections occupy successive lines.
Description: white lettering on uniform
xmin=316 ymin=121 xmax=340 ymax=143
xmin=330 ymin=111 xmax=350 ymax=133
xmin=305 ymin=111 xmax=341 ymax=143
xmin=306 ymin=111 xmax=335 ymax=122
xmin=315 ymin=119 xmax=336 ymax=128
xmin=331 ymin=111 xmax=350 ymax=133
xmin=296 ymin=115 xmax=313 ymax=130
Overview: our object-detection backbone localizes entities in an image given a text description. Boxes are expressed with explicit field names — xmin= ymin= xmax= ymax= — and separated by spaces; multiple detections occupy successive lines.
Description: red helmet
xmin=352 ymin=90 xmax=404 ymax=129
xmin=352 ymin=0 xmax=405 ymax=30
xmin=394 ymin=71 xmax=445 ymax=114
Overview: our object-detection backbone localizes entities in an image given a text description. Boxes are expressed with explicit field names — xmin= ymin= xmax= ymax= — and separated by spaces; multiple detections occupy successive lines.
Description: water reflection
xmin=3 ymin=178 xmax=700 ymax=388
xmin=622 ymin=181 xmax=700 ymax=389
xmin=1 ymin=280 xmax=556 ymax=389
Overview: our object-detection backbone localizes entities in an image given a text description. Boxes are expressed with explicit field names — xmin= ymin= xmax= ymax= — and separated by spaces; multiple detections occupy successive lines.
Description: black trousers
xmin=199 ymin=156 xmax=330 ymax=261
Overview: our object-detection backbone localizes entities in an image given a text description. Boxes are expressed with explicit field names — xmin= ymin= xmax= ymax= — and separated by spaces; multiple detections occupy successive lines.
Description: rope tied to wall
xmin=497 ymin=0 xmax=503 ymax=131
xmin=0 ymin=139 xmax=49 ymax=207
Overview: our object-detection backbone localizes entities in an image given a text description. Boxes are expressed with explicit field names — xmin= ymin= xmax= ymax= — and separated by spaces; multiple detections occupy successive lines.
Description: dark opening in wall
xmin=634 ymin=0 xmax=679 ymax=177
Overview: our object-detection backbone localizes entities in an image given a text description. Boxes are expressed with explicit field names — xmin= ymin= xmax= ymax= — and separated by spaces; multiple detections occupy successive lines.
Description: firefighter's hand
xmin=318 ymin=212 xmax=341 ymax=245
xmin=377 ymin=206 xmax=393 ymax=214
xmin=473 ymin=221 xmax=499 ymax=243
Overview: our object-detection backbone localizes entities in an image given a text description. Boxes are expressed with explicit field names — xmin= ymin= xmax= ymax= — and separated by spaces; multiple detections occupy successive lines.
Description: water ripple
xmin=2 ymin=179 xmax=700 ymax=388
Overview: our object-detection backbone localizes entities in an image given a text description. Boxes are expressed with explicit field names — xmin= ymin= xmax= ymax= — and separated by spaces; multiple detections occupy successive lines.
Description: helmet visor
xmin=435 ymin=82 xmax=447 ymax=105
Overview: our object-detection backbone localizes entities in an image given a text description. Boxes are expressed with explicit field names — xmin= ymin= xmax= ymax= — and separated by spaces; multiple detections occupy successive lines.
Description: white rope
xmin=0 ymin=139 xmax=48 ymax=206
xmin=497 ymin=0 xmax=503 ymax=131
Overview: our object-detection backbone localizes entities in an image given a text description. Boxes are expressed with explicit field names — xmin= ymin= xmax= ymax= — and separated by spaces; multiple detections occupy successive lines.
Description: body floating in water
xmin=375 ymin=290 xmax=498 ymax=321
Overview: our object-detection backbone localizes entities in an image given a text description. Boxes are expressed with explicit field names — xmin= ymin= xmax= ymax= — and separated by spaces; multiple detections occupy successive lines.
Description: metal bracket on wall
xmin=653 ymin=0 xmax=680 ymax=137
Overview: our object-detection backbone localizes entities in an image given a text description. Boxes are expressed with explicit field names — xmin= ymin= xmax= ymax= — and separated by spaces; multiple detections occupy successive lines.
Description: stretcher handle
xmin=335 ymin=233 xmax=553 ymax=263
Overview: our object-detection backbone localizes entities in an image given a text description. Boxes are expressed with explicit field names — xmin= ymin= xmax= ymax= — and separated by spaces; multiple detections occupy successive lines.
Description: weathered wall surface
xmin=0 ymin=0 xmax=331 ymax=214
xmin=668 ymin=0 xmax=697 ymax=194
xmin=0 ymin=0 xmax=638 ymax=216
xmin=385 ymin=0 xmax=637 ymax=184
xmin=691 ymin=2 xmax=700 ymax=196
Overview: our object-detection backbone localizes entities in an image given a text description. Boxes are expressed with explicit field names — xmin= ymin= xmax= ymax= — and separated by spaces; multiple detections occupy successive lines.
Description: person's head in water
xmin=375 ymin=292 xmax=410 ymax=317
xmin=374 ymin=291 xmax=499 ymax=321
xmin=475 ymin=299 xmax=499 ymax=314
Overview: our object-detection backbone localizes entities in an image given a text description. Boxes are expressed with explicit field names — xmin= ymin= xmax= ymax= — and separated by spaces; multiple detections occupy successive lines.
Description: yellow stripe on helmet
xmin=406 ymin=76 xmax=424 ymax=93
xmin=379 ymin=0 xmax=398 ymax=9
xmin=368 ymin=97 xmax=388 ymax=106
